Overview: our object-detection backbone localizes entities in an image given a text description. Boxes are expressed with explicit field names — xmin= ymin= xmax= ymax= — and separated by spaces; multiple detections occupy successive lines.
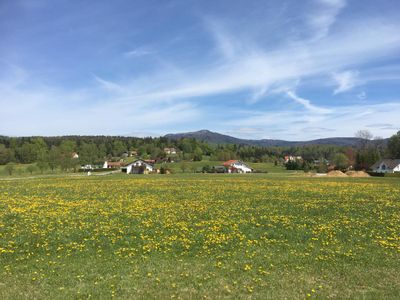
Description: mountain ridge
xmin=164 ymin=129 xmax=366 ymax=147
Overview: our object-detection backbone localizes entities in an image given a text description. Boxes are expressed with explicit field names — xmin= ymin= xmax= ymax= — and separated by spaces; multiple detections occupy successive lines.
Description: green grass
xmin=0 ymin=160 xmax=288 ymax=178
xmin=155 ymin=161 xmax=289 ymax=174
xmin=0 ymin=174 xmax=399 ymax=299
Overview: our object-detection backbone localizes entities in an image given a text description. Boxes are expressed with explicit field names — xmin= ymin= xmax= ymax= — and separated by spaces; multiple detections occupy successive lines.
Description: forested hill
xmin=164 ymin=130 xmax=365 ymax=147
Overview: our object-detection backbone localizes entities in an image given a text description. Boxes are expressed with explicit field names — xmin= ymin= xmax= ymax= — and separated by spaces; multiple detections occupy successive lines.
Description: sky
xmin=1 ymin=0 xmax=400 ymax=140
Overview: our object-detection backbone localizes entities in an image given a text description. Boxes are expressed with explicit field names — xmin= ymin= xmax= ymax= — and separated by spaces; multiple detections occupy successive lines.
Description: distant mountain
xmin=164 ymin=129 xmax=366 ymax=147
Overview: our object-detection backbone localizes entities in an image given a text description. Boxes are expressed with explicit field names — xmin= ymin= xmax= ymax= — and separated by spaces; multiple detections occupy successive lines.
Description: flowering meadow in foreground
xmin=0 ymin=174 xmax=399 ymax=299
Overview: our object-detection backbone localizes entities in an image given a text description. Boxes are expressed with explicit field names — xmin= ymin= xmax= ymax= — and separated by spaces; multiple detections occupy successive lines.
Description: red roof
xmin=107 ymin=161 xmax=124 ymax=167
xmin=144 ymin=159 xmax=156 ymax=164
xmin=223 ymin=160 xmax=238 ymax=166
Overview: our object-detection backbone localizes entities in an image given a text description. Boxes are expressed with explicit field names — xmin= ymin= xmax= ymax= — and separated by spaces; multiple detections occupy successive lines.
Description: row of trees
xmin=284 ymin=130 xmax=400 ymax=171
xmin=1 ymin=131 xmax=399 ymax=171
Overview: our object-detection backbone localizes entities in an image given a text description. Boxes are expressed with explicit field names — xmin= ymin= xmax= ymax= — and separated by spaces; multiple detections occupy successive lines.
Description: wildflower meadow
xmin=0 ymin=174 xmax=399 ymax=299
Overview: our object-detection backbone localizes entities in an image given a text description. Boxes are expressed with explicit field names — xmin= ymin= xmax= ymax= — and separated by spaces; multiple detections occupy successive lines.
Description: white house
xmin=223 ymin=160 xmax=253 ymax=173
xmin=371 ymin=159 xmax=400 ymax=173
xmin=122 ymin=159 xmax=154 ymax=174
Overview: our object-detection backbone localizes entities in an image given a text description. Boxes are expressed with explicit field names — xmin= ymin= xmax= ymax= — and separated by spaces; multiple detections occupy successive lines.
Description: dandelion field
xmin=0 ymin=174 xmax=399 ymax=299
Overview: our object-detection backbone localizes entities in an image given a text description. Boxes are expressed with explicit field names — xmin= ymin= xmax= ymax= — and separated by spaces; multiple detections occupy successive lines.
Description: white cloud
xmin=248 ymin=86 xmax=268 ymax=104
xmin=123 ymin=48 xmax=154 ymax=58
xmin=307 ymin=0 xmax=347 ymax=39
xmin=203 ymin=17 xmax=238 ymax=60
xmin=111 ymin=19 xmax=400 ymax=107
xmin=224 ymin=102 xmax=400 ymax=140
xmin=332 ymin=70 xmax=359 ymax=94
xmin=2 ymin=7 xmax=400 ymax=138
xmin=93 ymin=75 xmax=123 ymax=92
xmin=286 ymin=91 xmax=331 ymax=113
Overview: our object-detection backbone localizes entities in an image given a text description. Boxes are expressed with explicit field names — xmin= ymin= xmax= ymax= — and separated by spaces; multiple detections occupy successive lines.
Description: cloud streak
xmin=332 ymin=70 xmax=359 ymax=94
xmin=1 ymin=1 xmax=400 ymax=138
xmin=286 ymin=91 xmax=330 ymax=113
xmin=307 ymin=0 xmax=347 ymax=39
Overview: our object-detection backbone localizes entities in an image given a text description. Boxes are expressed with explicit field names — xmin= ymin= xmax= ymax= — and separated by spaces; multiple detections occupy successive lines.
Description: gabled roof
xmin=124 ymin=159 xmax=154 ymax=167
xmin=223 ymin=160 xmax=239 ymax=166
xmin=371 ymin=159 xmax=400 ymax=169
xmin=106 ymin=161 xmax=124 ymax=167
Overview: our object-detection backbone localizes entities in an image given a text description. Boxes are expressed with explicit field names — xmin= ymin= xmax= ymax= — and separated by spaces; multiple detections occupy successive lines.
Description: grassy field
xmin=154 ymin=161 xmax=288 ymax=173
xmin=0 ymin=161 xmax=288 ymax=178
xmin=0 ymin=174 xmax=399 ymax=299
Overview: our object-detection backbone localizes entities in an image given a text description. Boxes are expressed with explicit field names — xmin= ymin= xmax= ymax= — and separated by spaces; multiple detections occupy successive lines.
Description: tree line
xmin=0 ymin=131 xmax=399 ymax=173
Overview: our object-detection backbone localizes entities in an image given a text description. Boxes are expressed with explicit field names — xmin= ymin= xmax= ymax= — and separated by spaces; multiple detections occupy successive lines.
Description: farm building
xmin=223 ymin=160 xmax=253 ymax=173
xmin=122 ymin=159 xmax=154 ymax=174
xmin=371 ymin=159 xmax=400 ymax=173
xmin=103 ymin=161 xmax=125 ymax=169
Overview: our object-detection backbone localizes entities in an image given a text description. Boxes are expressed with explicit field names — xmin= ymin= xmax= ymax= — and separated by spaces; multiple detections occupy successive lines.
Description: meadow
xmin=0 ymin=174 xmax=399 ymax=299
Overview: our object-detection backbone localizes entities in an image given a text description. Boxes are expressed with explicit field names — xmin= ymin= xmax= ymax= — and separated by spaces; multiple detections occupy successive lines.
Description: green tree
xmin=47 ymin=146 xmax=60 ymax=172
xmin=112 ymin=140 xmax=126 ymax=157
xmin=26 ymin=164 xmax=38 ymax=175
xmin=202 ymin=165 xmax=211 ymax=173
xmin=59 ymin=140 xmax=77 ymax=154
xmin=387 ymin=131 xmax=400 ymax=158
xmin=180 ymin=161 xmax=188 ymax=173
xmin=79 ymin=142 xmax=99 ymax=164
xmin=193 ymin=147 xmax=203 ymax=161
xmin=332 ymin=153 xmax=349 ymax=170
xmin=316 ymin=159 xmax=328 ymax=173
xmin=4 ymin=162 xmax=15 ymax=175
xmin=0 ymin=144 xmax=12 ymax=164
xmin=17 ymin=142 xmax=37 ymax=163
xmin=37 ymin=161 xmax=49 ymax=174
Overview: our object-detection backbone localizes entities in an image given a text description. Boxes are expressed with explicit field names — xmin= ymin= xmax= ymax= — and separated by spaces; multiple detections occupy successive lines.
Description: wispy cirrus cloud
xmin=1 ymin=0 xmax=400 ymax=138
xmin=123 ymin=48 xmax=154 ymax=58
xmin=307 ymin=0 xmax=347 ymax=39
xmin=93 ymin=75 xmax=123 ymax=92
xmin=286 ymin=91 xmax=331 ymax=113
xmin=332 ymin=70 xmax=359 ymax=94
xmin=104 ymin=18 xmax=400 ymax=109
xmin=224 ymin=102 xmax=400 ymax=140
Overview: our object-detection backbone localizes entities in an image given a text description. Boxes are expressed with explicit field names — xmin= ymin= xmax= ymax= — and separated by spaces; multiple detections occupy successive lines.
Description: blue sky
xmin=1 ymin=0 xmax=399 ymax=140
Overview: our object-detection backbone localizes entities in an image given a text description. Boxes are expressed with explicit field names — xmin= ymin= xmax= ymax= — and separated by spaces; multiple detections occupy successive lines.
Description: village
xmin=77 ymin=147 xmax=400 ymax=176
xmin=94 ymin=150 xmax=254 ymax=175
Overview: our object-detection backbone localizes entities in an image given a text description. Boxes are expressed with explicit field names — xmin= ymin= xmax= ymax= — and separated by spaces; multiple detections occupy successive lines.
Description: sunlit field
xmin=1 ymin=174 xmax=399 ymax=299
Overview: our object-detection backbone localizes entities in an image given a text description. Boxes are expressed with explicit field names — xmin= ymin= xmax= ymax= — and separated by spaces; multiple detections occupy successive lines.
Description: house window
xmin=381 ymin=164 xmax=386 ymax=170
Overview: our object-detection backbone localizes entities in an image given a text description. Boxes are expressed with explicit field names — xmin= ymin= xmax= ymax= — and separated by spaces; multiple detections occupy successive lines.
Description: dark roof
xmin=371 ymin=159 xmax=400 ymax=169
xmin=124 ymin=159 xmax=154 ymax=167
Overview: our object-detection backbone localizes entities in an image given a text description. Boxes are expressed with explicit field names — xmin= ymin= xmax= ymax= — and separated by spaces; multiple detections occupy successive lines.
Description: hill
xmin=164 ymin=130 xmax=365 ymax=147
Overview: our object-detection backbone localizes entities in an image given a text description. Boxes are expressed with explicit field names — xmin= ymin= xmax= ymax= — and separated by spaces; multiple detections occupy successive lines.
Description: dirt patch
xmin=327 ymin=170 xmax=348 ymax=177
xmin=345 ymin=171 xmax=370 ymax=177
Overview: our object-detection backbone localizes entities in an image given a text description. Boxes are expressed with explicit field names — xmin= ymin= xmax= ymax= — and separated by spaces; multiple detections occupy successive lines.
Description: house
xmin=223 ymin=160 xmax=253 ymax=173
xmin=144 ymin=159 xmax=156 ymax=164
xmin=80 ymin=164 xmax=93 ymax=170
xmin=164 ymin=148 xmax=177 ymax=155
xmin=103 ymin=161 xmax=125 ymax=169
xmin=284 ymin=155 xmax=302 ymax=163
xmin=371 ymin=159 xmax=400 ymax=173
xmin=122 ymin=159 xmax=154 ymax=174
